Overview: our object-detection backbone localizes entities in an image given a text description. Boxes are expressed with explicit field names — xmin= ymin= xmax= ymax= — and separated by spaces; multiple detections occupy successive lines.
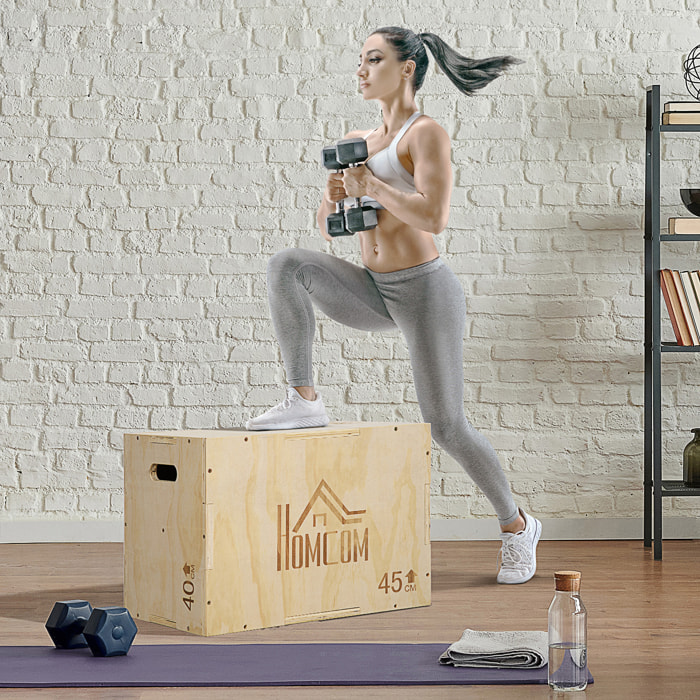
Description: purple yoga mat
xmin=0 ymin=644 xmax=594 ymax=687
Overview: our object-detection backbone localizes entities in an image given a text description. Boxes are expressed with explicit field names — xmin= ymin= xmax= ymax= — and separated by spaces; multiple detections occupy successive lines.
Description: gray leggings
xmin=266 ymin=248 xmax=519 ymax=527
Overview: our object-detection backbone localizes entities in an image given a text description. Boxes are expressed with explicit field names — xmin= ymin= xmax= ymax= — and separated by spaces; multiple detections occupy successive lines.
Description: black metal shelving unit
xmin=644 ymin=84 xmax=700 ymax=560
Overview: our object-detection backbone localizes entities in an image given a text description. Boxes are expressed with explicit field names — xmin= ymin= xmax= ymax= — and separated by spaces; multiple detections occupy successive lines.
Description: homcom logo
xmin=277 ymin=479 xmax=369 ymax=571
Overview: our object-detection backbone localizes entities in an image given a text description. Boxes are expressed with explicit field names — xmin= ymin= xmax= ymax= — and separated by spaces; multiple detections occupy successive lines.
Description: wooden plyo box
xmin=123 ymin=422 xmax=431 ymax=636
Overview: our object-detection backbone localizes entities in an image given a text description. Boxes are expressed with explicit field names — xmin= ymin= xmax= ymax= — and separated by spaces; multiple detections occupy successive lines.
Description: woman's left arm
xmin=343 ymin=119 xmax=453 ymax=235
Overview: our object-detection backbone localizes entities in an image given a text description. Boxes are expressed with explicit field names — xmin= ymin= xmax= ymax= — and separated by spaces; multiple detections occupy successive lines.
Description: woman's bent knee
xmin=267 ymin=248 xmax=325 ymax=289
xmin=267 ymin=247 xmax=300 ymax=279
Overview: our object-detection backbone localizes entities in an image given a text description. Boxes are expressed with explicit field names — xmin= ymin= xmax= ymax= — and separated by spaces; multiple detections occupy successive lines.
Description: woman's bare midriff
xmin=359 ymin=210 xmax=440 ymax=273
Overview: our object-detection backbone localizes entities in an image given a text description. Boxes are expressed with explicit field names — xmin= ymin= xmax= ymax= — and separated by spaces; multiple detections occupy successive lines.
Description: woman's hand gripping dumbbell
xmin=335 ymin=138 xmax=378 ymax=233
xmin=322 ymin=145 xmax=353 ymax=237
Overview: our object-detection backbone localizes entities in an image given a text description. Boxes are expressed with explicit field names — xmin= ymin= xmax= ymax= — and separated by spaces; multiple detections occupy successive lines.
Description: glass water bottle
xmin=683 ymin=428 xmax=700 ymax=487
xmin=548 ymin=570 xmax=588 ymax=692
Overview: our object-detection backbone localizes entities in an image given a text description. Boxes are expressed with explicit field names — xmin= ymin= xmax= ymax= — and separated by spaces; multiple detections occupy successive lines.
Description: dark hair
xmin=370 ymin=26 xmax=524 ymax=96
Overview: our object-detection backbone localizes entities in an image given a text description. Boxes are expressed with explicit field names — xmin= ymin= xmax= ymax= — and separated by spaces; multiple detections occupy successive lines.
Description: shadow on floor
xmin=0 ymin=586 xmax=181 ymax=639
xmin=0 ymin=585 xmax=125 ymax=625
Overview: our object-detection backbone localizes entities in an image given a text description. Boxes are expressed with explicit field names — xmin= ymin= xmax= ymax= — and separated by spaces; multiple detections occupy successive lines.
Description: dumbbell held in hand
xmin=322 ymin=145 xmax=353 ymax=237
xmin=45 ymin=600 xmax=138 ymax=657
xmin=334 ymin=137 xmax=378 ymax=234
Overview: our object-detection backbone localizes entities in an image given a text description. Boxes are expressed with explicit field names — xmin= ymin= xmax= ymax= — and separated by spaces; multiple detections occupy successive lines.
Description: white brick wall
xmin=1 ymin=1 xmax=699 ymax=539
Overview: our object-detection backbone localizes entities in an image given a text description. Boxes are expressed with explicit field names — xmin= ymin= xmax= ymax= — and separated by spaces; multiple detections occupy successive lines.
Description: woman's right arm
xmin=316 ymin=130 xmax=361 ymax=241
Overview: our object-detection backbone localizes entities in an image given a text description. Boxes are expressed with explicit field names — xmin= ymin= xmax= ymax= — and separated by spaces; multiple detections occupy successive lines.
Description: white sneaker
xmin=245 ymin=387 xmax=330 ymax=431
xmin=496 ymin=509 xmax=542 ymax=584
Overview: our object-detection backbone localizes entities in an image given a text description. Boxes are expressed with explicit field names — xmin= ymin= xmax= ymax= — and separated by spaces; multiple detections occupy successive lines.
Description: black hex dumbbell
xmin=334 ymin=137 xmax=378 ymax=233
xmin=45 ymin=599 xmax=94 ymax=650
xmin=46 ymin=600 xmax=138 ymax=657
xmin=322 ymin=145 xmax=353 ymax=237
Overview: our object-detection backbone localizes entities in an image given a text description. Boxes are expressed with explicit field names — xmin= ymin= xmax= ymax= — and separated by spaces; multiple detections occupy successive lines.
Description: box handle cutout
xmin=150 ymin=463 xmax=178 ymax=482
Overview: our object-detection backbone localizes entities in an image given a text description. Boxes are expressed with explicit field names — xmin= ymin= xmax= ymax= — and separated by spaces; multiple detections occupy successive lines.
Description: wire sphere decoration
xmin=683 ymin=44 xmax=700 ymax=101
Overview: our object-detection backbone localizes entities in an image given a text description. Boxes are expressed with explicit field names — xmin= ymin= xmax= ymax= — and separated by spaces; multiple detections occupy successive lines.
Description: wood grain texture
xmin=2 ymin=539 xmax=699 ymax=698
xmin=123 ymin=423 xmax=431 ymax=636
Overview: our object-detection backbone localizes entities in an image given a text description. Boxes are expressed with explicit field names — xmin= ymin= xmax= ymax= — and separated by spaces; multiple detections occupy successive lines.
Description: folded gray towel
xmin=439 ymin=629 xmax=549 ymax=669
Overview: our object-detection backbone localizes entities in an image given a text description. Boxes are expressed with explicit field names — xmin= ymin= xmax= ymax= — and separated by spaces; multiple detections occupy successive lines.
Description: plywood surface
xmin=124 ymin=423 xmax=431 ymax=635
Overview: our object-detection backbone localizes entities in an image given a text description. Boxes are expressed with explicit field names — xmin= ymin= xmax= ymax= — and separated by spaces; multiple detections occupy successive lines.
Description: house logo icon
xmin=277 ymin=480 xmax=370 ymax=572
xmin=292 ymin=479 xmax=366 ymax=531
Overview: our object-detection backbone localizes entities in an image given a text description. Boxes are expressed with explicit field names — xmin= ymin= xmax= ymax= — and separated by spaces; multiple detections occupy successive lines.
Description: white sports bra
xmin=343 ymin=111 xmax=423 ymax=210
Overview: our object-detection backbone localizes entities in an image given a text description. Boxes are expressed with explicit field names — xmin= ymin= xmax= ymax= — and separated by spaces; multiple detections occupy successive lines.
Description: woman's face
xmin=356 ymin=34 xmax=412 ymax=100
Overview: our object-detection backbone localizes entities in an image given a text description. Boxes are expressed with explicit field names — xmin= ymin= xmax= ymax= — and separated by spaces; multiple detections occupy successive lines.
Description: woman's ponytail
xmin=371 ymin=26 xmax=523 ymax=96
xmin=418 ymin=32 xmax=524 ymax=96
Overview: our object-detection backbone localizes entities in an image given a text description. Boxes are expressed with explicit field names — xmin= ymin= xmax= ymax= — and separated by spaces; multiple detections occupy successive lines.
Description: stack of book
xmin=663 ymin=101 xmax=700 ymax=125
xmin=660 ymin=269 xmax=700 ymax=345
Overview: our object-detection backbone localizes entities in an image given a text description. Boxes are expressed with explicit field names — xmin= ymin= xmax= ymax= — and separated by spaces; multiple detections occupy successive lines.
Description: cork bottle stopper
xmin=554 ymin=570 xmax=581 ymax=592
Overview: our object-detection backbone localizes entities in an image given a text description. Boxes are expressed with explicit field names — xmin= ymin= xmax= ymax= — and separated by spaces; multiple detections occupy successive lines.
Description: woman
xmin=247 ymin=27 xmax=540 ymax=585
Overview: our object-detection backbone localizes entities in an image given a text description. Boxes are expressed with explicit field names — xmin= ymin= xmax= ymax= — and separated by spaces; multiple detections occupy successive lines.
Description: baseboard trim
xmin=431 ymin=516 xmax=700 ymax=541
xmin=0 ymin=519 xmax=124 ymax=544
xmin=1 ymin=516 xmax=698 ymax=544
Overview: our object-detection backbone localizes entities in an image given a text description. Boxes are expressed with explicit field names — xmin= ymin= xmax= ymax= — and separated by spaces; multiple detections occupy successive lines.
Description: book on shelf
xmin=660 ymin=269 xmax=691 ymax=345
xmin=664 ymin=101 xmax=700 ymax=112
xmin=668 ymin=217 xmax=700 ymax=234
xmin=659 ymin=269 xmax=700 ymax=346
xmin=680 ymin=271 xmax=700 ymax=342
xmin=690 ymin=272 xmax=700 ymax=317
xmin=662 ymin=112 xmax=700 ymax=125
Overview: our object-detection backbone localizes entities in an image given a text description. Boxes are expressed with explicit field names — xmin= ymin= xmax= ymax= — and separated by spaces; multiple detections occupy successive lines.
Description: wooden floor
xmin=1 ymin=539 xmax=699 ymax=699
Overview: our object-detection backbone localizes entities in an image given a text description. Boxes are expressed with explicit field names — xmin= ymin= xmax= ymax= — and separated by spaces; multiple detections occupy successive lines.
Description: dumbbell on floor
xmin=334 ymin=137 xmax=378 ymax=234
xmin=45 ymin=600 xmax=138 ymax=657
